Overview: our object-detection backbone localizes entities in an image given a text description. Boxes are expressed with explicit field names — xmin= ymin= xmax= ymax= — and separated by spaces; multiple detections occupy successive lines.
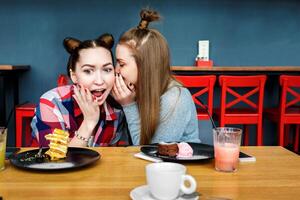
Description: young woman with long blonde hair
xmin=112 ymin=9 xmax=200 ymax=145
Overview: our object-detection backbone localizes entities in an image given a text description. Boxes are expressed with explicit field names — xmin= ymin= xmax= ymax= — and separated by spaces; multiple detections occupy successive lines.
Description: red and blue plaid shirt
xmin=31 ymin=85 xmax=130 ymax=147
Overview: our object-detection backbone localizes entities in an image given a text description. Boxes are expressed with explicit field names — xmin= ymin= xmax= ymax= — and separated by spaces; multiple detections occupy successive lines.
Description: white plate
xmin=130 ymin=185 xmax=199 ymax=200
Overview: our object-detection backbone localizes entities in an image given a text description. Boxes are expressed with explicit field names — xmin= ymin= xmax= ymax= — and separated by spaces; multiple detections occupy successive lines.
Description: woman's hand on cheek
xmin=112 ymin=74 xmax=136 ymax=106
xmin=73 ymin=85 xmax=100 ymax=131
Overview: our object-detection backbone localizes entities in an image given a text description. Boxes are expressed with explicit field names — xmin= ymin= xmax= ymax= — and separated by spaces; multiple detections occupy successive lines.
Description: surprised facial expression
xmin=70 ymin=47 xmax=115 ymax=105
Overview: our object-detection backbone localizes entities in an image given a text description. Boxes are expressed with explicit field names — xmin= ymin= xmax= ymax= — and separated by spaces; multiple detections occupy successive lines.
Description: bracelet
xmin=74 ymin=131 xmax=89 ymax=142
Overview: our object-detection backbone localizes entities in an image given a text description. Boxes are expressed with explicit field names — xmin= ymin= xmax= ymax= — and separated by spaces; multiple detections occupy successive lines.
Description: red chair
xmin=173 ymin=75 xmax=216 ymax=120
xmin=15 ymin=103 xmax=37 ymax=147
xmin=15 ymin=74 xmax=69 ymax=147
xmin=214 ymin=75 xmax=267 ymax=146
xmin=265 ymin=75 xmax=300 ymax=151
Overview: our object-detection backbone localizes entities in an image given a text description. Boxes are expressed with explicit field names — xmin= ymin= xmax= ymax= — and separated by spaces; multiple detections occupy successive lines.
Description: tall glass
xmin=0 ymin=127 xmax=7 ymax=171
xmin=213 ymin=127 xmax=242 ymax=172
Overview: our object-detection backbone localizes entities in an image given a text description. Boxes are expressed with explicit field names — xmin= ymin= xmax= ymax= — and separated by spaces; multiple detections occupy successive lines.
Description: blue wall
xmin=1 ymin=0 xmax=300 ymax=145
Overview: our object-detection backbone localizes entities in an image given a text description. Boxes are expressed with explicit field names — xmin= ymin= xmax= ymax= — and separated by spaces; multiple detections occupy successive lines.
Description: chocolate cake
xmin=157 ymin=142 xmax=179 ymax=157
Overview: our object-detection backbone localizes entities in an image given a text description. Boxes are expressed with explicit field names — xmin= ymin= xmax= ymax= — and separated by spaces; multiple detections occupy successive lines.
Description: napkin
xmin=134 ymin=152 xmax=163 ymax=163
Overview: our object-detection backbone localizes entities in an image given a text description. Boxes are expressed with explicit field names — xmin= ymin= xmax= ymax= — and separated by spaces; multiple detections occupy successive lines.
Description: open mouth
xmin=91 ymin=89 xmax=106 ymax=98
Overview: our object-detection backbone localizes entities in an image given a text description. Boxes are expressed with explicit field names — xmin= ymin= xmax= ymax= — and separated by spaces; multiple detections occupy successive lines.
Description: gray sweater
xmin=123 ymin=85 xmax=200 ymax=145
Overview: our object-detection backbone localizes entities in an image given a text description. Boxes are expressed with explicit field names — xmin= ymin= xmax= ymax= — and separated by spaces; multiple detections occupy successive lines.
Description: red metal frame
xmin=215 ymin=75 xmax=267 ymax=146
xmin=173 ymin=75 xmax=216 ymax=120
xmin=265 ymin=75 xmax=300 ymax=150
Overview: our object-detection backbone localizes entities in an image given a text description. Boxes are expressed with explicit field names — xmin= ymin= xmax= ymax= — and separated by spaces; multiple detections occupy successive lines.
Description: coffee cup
xmin=146 ymin=162 xmax=197 ymax=200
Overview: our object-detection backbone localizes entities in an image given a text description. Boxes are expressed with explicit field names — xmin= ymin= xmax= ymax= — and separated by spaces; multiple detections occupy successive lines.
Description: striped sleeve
xmin=31 ymin=90 xmax=67 ymax=147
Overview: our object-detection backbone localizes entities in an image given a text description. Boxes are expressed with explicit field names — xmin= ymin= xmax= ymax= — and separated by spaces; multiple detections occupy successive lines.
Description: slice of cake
xmin=157 ymin=142 xmax=194 ymax=158
xmin=157 ymin=142 xmax=179 ymax=157
xmin=45 ymin=128 xmax=69 ymax=160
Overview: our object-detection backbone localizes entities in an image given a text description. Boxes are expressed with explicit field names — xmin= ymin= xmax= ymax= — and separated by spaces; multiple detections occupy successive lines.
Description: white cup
xmin=146 ymin=162 xmax=197 ymax=200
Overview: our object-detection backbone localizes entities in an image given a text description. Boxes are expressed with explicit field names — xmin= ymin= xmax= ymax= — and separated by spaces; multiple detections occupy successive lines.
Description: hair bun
xmin=97 ymin=33 xmax=114 ymax=49
xmin=138 ymin=9 xmax=160 ymax=29
xmin=63 ymin=37 xmax=81 ymax=54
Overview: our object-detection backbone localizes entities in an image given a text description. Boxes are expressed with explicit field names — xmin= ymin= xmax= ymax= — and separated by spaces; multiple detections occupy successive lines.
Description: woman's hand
xmin=112 ymin=73 xmax=136 ymax=106
xmin=73 ymin=85 xmax=100 ymax=132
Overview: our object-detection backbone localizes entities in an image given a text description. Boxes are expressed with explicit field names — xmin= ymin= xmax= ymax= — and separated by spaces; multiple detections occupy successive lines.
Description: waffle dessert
xmin=45 ymin=128 xmax=69 ymax=160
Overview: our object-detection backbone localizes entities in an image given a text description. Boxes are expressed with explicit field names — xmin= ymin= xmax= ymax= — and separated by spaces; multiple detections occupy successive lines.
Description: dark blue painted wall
xmin=1 ymin=0 xmax=300 ymax=145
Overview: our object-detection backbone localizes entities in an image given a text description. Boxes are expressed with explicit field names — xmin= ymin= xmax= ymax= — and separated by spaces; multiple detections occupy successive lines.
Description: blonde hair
xmin=119 ymin=9 xmax=173 ymax=144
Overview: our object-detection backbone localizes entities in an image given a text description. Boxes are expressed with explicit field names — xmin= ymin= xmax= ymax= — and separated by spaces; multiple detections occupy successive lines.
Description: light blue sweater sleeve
xmin=123 ymin=86 xmax=200 ymax=145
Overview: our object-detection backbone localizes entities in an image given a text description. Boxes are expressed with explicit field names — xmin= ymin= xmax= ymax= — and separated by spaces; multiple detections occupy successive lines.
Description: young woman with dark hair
xmin=31 ymin=34 xmax=130 ymax=147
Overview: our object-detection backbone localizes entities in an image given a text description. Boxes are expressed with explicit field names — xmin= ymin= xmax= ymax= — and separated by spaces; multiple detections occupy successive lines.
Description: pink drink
xmin=214 ymin=143 xmax=239 ymax=172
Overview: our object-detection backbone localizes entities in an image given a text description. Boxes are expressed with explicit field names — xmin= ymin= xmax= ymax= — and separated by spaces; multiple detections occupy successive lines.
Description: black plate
xmin=140 ymin=143 xmax=214 ymax=162
xmin=10 ymin=147 xmax=100 ymax=171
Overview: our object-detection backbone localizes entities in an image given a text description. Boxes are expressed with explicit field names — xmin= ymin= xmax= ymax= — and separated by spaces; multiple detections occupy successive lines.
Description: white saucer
xmin=130 ymin=185 xmax=154 ymax=200
xmin=130 ymin=185 xmax=199 ymax=200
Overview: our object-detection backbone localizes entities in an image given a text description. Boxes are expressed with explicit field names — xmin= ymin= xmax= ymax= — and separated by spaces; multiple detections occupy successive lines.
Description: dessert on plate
xmin=45 ymin=128 xmax=69 ymax=160
xmin=157 ymin=142 xmax=193 ymax=158
xmin=157 ymin=142 xmax=178 ymax=157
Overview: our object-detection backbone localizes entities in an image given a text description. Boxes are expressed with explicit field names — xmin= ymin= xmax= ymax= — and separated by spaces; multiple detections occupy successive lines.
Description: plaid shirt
xmin=31 ymin=85 xmax=130 ymax=147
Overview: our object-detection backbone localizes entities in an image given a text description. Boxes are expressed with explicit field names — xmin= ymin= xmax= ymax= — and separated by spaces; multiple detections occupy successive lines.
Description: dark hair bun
xmin=138 ymin=9 xmax=160 ymax=29
xmin=140 ymin=9 xmax=160 ymax=22
xmin=97 ymin=33 xmax=114 ymax=49
xmin=63 ymin=37 xmax=81 ymax=54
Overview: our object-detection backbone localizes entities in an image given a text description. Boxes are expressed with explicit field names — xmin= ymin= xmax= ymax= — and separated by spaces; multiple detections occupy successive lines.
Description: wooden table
xmin=0 ymin=146 xmax=299 ymax=200
xmin=0 ymin=65 xmax=30 ymax=126
xmin=171 ymin=66 xmax=300 ymax=75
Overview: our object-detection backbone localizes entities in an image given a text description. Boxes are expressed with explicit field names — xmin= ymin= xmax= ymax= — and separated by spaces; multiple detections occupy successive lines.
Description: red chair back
xmin=57 ymin=74 xmax=70 ymax=87
xmin=173 ymin=75 xmax=216 ymax=120
xmin=279 ymin=75 xmax=300 ymax=119
xmin=219 ymin=75 xmax=267 ymax=122
xmin=264 ymin=75 xmax=300 ymax=149
xmin=218 ymin=75 xmax=267 ymax=145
